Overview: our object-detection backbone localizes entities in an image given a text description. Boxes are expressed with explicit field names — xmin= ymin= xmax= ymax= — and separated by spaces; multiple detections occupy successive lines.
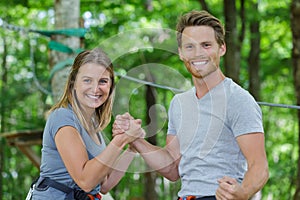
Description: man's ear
xmin=178 ymin=47 xmax=184 ymax=61
xmin=219 ymin=43 xmax=226 ymax=56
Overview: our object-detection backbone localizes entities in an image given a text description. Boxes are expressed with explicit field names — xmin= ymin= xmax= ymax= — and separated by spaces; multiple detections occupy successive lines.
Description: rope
xmin=29 ymin=36 xmax=52 ymax=95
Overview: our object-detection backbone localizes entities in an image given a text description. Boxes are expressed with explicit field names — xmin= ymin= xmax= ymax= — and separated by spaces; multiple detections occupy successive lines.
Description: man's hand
xmin=112 ymin=112 xmax=145 ymax=143
xmin=112 ymin=112 xmax=133 ymax=136
xmin=216 ymin=176 xmax=248 ymax=200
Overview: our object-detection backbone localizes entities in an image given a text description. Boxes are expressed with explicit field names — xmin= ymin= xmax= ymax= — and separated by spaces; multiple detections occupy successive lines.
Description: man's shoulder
xmin=224 ymin=79 xmax=259 ymax=111
xmin=224 ymin=78 xmax=254 ymax=99
xmin=173 ymin=87 xmax=195 ymax=99
xmin=169 ymin=88 xmax=195 ymax=109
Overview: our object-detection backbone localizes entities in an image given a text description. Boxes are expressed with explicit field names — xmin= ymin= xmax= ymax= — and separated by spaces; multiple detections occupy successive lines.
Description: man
xmin=114 ymin=10 xmax=269 ymax=200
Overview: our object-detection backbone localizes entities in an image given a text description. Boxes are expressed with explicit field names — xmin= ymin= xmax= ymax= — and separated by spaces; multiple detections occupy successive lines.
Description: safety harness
xmin=26 ymin=176 xmax=102 ymax=200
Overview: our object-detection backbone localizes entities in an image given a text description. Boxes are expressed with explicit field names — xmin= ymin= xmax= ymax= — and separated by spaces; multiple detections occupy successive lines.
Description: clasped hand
xmin=112 ymin=112 xmax=145 ymax=144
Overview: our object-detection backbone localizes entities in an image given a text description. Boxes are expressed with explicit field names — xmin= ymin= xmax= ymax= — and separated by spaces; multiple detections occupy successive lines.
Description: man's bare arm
xmin=216 ymin=133 xmax=269 ymax=199
xmin=131 ymin=135 xmax=181 ymax=181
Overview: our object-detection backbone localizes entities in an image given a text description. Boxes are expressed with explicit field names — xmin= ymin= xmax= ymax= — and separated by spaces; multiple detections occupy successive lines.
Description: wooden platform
xmin=1 ymin=130 xmax=43 ymax=169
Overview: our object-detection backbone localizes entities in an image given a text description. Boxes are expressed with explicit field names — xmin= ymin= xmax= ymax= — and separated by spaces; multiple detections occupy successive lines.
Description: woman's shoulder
xmin=48 ymin=107 xmax=74 ymax=120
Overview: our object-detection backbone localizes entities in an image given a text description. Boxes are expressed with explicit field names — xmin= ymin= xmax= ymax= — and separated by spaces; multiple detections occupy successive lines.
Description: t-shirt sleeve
xmin=48 ymin=108 xmax=79 ymax=138
xmin=229 ymin=91 xmax=264 ymax=137
xmin=167 ymin=96 xmax=179 ymax=135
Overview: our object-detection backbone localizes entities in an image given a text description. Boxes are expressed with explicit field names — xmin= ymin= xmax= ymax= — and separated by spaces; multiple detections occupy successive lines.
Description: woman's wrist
xmin=111 ymin=134 xmax=129 ymax=149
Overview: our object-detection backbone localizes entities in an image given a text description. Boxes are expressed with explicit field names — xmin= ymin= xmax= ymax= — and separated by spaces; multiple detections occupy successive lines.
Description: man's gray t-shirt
xmin=33 ymin=105 xmax=106 ymax=199
xmin=167 ymin=78 xmax=264 ymax=197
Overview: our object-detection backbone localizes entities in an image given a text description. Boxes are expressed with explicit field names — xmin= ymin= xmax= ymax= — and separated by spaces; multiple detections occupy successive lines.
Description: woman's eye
xmin=84 ymin=79 xmax=91 ymax=83
xmin=99 ymin=79 xmax=108 ymax=85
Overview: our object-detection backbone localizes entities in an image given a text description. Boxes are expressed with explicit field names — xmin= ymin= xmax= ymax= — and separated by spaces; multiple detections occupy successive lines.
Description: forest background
xmin=0 ymin=0 xmax=300 ymax=200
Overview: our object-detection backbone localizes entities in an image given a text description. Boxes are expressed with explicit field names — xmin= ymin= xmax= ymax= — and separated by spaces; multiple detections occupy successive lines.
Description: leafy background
xmin=0 ymin=0 xmax=298 ymax=199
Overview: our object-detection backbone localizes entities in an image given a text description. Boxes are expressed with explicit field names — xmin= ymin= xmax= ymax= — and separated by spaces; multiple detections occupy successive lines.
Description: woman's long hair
xmin=50 ymin=48 xmax=115 ymax=133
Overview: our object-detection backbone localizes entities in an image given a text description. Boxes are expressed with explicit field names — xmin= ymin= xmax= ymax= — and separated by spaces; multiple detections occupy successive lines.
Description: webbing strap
xmin=48 ymin=41 xmax=84 ymax=54
xmin=48 ymin=58 xmax=74 ymax=81
xmin=32 ymin=28 xmax=87 ymax=37
xmin=42 ymin=177 xmax=73 ymax=194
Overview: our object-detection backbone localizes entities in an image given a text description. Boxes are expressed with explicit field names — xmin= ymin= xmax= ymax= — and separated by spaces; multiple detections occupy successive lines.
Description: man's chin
xmin=192 ymin=74 xmax=203 ymax=79
xmin=188 ymin=69 xmax=203 ymax=79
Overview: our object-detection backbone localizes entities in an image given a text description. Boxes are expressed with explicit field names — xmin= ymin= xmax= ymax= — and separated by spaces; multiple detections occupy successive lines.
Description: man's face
xmin=178 ymin=26 xmax=226 ymax=79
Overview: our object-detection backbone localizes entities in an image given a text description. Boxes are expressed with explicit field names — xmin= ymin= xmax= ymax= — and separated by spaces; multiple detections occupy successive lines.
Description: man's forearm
xmin=242 ymin=161 xmax=269 ymax=198
xmin=131 ymin=138 xmax=180 ymax=181
xmin=101 ymin=148 xmax=136 ymax=193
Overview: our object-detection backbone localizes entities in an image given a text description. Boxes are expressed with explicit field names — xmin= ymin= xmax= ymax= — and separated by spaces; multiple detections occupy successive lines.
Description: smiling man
xmin=114 ymin=10 xmax=269 ymax=200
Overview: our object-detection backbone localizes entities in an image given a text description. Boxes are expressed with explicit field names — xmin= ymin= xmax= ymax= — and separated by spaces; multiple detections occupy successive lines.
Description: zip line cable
xmin=114 ymin=71 xmax=184 ymax=93
xmin=115 ymin=72 xmax=300 ymax=110
xmin=1 ymin=18 xmax=300 ymax=110
xmin=256 ymin=102 xmax=300 ymax=110
xmin=0 ymin=18 xmax=29 ymax=33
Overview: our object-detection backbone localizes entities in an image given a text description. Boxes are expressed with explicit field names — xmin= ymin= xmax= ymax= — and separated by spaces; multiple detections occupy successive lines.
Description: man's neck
xmin=193 ymin=69 xmax=225 ymax=99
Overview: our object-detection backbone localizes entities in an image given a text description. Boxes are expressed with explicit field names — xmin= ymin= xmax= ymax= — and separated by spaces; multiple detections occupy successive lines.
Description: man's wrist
xmin=130 ymin=138 xmax=143 ymax=151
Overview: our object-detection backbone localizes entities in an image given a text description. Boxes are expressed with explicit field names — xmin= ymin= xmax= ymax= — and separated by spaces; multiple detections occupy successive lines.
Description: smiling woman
xmin=74 ymin=63 xmax=112 ymax=120
xmin=30 ymin=48 xmax=144 ymax=200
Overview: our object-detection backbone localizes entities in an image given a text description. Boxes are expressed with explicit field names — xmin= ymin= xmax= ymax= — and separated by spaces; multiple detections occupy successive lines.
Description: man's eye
xmin=203 ymin=43 xmax=211 ymax=48
xmin=185 ymin=45 xmax=193 ymax=49
xmin=84 ymin=79 xmax=91 ymax=83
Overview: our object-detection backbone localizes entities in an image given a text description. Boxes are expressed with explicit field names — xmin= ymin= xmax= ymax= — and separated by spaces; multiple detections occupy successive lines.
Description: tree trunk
xmin=248 ymin=1 xmax=261 ymax=101
xmin=51 ymin=0 xmax=81 ymax=102
xmin=291 ymin=0 xmax=300 ymax=199
xmin=248 ymin=3 xmax=262 ymax=199
xmin=224 ymin=0 xmax=240 ymax=84
xmin=0 ymin=31 xmax=8 ymax=200
xmin=143 ymin=0 xmax=158 ymax=198
xmin=239 ymin=0 xmax=246 ymax=49
xmin=144 ymin=80 xmax=158 ymax=200
xmin=198 ymin=0 xmax=209 ymax=12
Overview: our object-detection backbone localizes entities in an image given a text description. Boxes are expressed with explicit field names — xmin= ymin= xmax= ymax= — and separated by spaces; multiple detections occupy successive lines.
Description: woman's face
xmin=74 ymin=63 xmax=112 ymax=115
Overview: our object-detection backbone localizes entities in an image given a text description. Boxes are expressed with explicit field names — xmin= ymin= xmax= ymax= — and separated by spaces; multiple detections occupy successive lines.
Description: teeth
xmin=192 ymin=61 xmax=207 ymax=65
xmin=87 ymin=95 xmax=100 ymax=99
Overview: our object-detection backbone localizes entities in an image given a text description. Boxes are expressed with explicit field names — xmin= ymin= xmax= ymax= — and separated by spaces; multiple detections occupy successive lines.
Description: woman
xmin=32 ymin=48 xmax=141 ymax=200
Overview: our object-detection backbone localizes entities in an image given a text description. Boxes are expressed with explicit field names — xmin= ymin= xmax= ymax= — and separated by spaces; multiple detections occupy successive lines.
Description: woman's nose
xmin=92 ymin=83 xmax=100 ymax=92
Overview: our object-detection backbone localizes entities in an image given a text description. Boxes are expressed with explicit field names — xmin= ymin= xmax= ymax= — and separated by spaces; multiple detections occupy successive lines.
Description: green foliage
xmin=0 ymin=3 xmax=51 ymax=200
xmin=261 ymin=70 xmax=298 ymax=199
xmin=0 ymin=0 xmax=298 ymax=199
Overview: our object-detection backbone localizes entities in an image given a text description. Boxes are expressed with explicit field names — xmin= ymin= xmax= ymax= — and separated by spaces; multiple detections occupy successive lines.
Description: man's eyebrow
xmin=81 ymin=75 xmax=92 ymax=79
xmin=182 ymin=42 xmax=194 ymax=45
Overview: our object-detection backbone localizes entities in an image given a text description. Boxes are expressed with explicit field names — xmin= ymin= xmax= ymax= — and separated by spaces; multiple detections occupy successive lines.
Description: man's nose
xmin=195 ymin=45 xmax=204 ymax=56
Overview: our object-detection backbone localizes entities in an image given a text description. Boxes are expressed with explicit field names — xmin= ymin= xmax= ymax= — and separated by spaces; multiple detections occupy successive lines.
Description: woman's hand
xmin=112 ymin=112 xmax=133 ymax=136
xmin=112 ymin=112 xmax=145 ymax=144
